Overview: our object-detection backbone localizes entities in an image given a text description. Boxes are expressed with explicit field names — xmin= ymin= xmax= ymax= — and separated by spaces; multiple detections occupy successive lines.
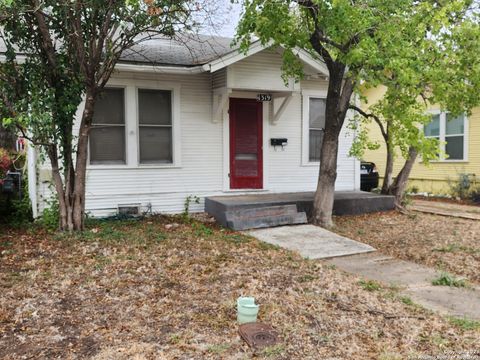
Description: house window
xmin=424 ymin=112 xmax=466 ymax=161
xmin=308 ymin=98 xmax=326 ymax=162
xmin=445 ymin=113 xmax=465 ymax=160
xmin=90 ymin=88 xmax=126 ymax=164
xmin=138 ymin=89 xmax=173 ymax=164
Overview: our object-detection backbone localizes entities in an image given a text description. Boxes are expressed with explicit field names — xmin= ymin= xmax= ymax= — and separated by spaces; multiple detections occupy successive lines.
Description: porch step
xmin=225 ymin=205 xmax=307 ymax=231
xmin=205 ymin=192 xmax=395 ymax=230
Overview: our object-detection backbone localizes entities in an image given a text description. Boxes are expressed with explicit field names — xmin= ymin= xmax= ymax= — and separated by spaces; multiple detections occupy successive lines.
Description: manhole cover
xmin=239 ymin=322 xmax=279 ymax=349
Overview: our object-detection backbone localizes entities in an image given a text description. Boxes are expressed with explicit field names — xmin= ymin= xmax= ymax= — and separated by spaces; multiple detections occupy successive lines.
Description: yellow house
xmin=363 ymin=87 xmax=480 ymax=194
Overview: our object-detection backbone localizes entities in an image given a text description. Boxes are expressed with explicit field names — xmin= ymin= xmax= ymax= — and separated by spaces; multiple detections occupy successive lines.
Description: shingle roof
xmin=0 ymin=34 xmax=236 ymax=67
xmin=119 ymin=34 xmax=236 ymax=67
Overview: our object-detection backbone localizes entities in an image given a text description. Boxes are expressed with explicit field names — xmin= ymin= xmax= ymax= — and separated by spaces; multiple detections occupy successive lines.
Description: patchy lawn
xmin=1 ymin=216 xmax=478 ymax=359
xmin=335 ymin=211 xmax=480 ymax=284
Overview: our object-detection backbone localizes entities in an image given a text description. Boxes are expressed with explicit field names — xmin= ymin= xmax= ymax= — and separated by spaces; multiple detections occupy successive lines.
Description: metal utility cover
xmin=238 ymin=322 xmax=279 ymax=349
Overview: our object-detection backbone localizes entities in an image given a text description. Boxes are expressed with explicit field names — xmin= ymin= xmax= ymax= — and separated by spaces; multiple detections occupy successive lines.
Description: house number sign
xmin=256 ymin=93 xmax=272 ymax=102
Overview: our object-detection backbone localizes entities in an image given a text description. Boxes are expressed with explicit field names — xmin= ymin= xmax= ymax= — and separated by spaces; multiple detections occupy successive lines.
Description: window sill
xmin=138 ymin=162 xmax=179 ymax=168
xmin=87 ymin=164 xmax=182 ymax=170
xmin=428 ymin=160 xmax=468 ymax=164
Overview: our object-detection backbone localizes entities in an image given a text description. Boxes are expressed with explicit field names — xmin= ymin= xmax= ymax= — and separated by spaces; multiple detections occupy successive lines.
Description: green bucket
xmin=237 ymin=296 xmax=259 ymax=324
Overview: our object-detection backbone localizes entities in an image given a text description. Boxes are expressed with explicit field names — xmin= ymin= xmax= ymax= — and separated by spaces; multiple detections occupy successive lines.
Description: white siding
xmin=211 ymin=68 xmax=227 ymax=89
xmin=267 ymin=91 xmax=356 ymax=192
xmin=83 ymin=71 xmax=222 ymax=215
xmin=229 ymin=49 xmax=297 ymax=91
xmin=33 ymin=49 xmax=358 ymax=217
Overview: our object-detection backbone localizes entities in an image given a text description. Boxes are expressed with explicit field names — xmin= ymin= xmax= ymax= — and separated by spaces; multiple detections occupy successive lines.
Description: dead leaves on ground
xmin=0 ymin=215 xmax=478 ymax=359
xmin=335 ymin=211 xmax=480 ymax=284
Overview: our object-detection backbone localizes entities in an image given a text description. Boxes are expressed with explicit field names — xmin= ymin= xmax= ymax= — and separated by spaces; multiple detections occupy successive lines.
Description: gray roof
xmin=1 ymin=34 xmax=237 ymax=67
xmin=119 ymin=34 xmax=236 ymax=67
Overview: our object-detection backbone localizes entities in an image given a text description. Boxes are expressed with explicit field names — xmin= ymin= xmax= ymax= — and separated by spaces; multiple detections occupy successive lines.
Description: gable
xmin=228 ymin=48 xmax=296 ymax=91
xmin=203 ymin=41 xmax=329 ymax=78
xmin=209 ymin=47 xmax=328 ymax=92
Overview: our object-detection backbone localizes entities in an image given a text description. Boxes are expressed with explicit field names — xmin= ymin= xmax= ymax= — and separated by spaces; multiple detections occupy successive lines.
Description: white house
xmin=27 ymin=35 xmax=360 ymax=218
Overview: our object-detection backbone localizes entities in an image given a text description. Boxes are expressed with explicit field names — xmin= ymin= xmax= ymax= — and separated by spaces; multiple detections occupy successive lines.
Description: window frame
xmin=135 ymin=82 xmax=181 ymax=168
xmin=88 ymin=85 xmax=127 ymax=166
xmin=424 ymin=110 xmax=468 ymax=163
xmin=87 ymin=78 xmax=181 ymax=169
xmin=302 ymin=91 xmax=327 ymax=166
xmin=136 ymin=88 xmax=174 ymax=165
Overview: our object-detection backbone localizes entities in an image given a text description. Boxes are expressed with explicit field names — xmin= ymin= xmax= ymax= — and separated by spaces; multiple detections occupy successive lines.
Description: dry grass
xmin=334 ymin=211 xmax=480 ymax=284
xmin=0 ymin=215 xmax=478 ymax=359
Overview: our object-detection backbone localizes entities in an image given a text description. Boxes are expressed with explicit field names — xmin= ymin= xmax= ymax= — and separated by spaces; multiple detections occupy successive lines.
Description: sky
xmin=206 ymin=0 xmax=243 ymax=38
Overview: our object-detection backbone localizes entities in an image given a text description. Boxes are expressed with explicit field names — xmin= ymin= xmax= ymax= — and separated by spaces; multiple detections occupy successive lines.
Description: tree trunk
xmin=312 ymin=68 xmax=354 ymax=228
xmin=48 ymin=147 xmax=69 ymax=230
xmin=71 ymin=92 xmax=95 ymax=231
xmin=388 ymin=146 xmax=417 ymax=208
xmin=381 ymin=141 xmax=394 ymax=194
xmin=313 ymin=135 xmax=340 ymax=228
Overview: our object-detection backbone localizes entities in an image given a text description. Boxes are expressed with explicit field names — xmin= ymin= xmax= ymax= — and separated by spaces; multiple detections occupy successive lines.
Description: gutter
xmin=0 ymin=54 xmax=207 ymax=74
xmin=115 ymin=62 xmax=206 ymax=74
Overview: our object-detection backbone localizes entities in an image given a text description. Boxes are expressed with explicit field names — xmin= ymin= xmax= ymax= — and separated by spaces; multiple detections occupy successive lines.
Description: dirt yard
xmin=335 ymin=210 xmax=480 ymax=284
xmin=1 ymin=216 xmax=479 ymax=359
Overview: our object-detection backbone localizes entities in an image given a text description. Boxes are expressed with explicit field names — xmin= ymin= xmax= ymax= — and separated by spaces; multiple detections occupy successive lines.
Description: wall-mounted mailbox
xmin=270 ymin=138 xmax=288 ymax=150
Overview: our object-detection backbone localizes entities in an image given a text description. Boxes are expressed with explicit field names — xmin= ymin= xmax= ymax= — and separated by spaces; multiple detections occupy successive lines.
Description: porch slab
xmin=246 ymin=225 xmax=376 ymax=259
xmin=205 ymin=191 xmax=395 ymax=229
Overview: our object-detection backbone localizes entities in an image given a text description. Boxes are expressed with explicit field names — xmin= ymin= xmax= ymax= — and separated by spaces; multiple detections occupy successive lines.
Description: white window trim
xmin=301 ymin=90 xmax=327 ymax=166
xmin=87 ymin=85 xmax=128 ymax=167
xmin=88 ymin=78 xmax=181 ymax=169
xmin=425 ymin=110 xmax=468 ymax=163
xmin=135 ymin=84 xmax=180 ymax=167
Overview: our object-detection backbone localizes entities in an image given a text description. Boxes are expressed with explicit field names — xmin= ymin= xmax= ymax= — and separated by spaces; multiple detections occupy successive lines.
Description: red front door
xmin=229 ymin=98 xmax=263 ymax=189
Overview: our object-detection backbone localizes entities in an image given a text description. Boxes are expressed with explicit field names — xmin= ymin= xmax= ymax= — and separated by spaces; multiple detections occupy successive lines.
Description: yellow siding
xmin=363 ymin=86 xmax=480 ymax=195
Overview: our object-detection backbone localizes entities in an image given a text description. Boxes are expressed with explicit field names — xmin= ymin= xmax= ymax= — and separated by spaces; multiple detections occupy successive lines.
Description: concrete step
xmin=225 ymin=205 xmax=307 ymax=230
xmin=226 ymin=204 xmax=298 ymax=221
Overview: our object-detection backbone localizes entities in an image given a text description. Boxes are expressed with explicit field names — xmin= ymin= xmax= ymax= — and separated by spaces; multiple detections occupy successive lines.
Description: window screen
xmin=90 ymin=88 xmax=125 ymax=164
xmin=138 ymin=89 xmax=173 ymax=164
xmin=309 ymin=98 xmax=326 ymax=162
xmin=445 ymin=114 xmax=464 ymax=160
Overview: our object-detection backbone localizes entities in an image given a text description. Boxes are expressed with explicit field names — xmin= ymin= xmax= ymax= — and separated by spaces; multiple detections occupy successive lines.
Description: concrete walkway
xmin=327 ymin=252 xmax=480 ymax=320
xmin=246 ymin=225 xmax=375 ymax=259
xmin=246 ymin=224 xmax=480 ymax=320
xmin=410 ymin=199 xmax=480 ymax=220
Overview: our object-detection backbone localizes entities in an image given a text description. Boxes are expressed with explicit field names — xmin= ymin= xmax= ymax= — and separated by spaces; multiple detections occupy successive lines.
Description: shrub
xmin=447 ymin=173 xmax=480 ymax=203
xmin=8 ymin=196 xmax=33 ymax=227
xmin=40 ymin=197 xmax=60 ymax=231
xmin=469 ymin=185 xmax=480 ymax=204
xmin=448 ymin=173 xmax=475 ymax=200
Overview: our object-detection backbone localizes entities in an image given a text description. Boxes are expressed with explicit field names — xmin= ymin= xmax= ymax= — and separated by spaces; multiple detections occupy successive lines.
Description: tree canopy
xmin=349 ymin=2 xmax=480 ymax=203
xmin=0 ymin=0 xmax=207 ymax=230
xmin=235 ymin=0 xmax=480 ymax=225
